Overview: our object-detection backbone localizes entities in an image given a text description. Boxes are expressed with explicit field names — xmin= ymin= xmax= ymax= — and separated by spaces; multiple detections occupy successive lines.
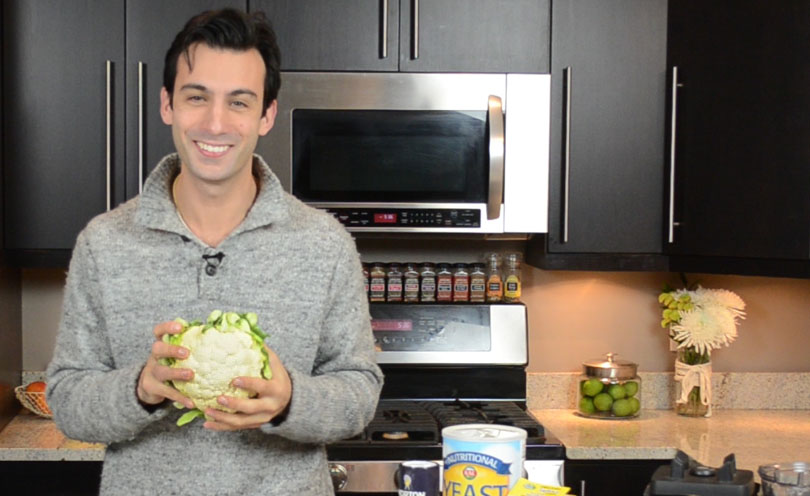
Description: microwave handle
xmin=487 ymin=95 xmax=505 ymax=220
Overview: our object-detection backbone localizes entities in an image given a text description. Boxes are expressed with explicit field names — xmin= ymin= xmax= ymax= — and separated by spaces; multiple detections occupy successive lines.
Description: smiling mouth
xmin=195 ymin=141 xmax=231 ymax=156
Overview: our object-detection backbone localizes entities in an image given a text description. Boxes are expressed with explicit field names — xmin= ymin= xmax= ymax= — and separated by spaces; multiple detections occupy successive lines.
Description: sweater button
xmin=205 ymin=265 xmax=217 ymax=276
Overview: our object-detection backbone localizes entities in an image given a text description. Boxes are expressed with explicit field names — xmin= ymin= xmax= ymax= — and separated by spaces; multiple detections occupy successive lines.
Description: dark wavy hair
xmin=163 ymin=8 xmax=281 ymax=114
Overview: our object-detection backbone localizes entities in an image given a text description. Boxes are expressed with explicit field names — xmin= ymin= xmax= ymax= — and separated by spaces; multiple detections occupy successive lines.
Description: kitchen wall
xmin=20 ymin=263 xmax=810 ymax=374
xmin=0 ymin=263 xmax=22 ymax=431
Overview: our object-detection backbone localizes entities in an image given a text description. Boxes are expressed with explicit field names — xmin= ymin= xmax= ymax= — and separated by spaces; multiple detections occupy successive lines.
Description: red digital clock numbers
xmin=374 ymin=213 xmax=397 ymax=224
xmin=371 ymin=319 xmax=413 ymax=331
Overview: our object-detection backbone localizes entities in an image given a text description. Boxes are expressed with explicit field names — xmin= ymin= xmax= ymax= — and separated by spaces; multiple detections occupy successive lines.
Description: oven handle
xmin=487 ymin=95 xmax=505 ymax=220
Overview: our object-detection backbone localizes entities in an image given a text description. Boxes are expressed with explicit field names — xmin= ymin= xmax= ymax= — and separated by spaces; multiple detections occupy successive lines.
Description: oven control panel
xmin=370 ymin=303 xmax=528 ymax=365
xmin=325 ymin=207 xmax=481 ymax=229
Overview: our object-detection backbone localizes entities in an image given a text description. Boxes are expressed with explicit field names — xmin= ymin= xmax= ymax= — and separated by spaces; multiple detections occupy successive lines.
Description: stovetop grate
xmin=363 ymin=401 xmax=440 ymax=443
xmin=420 ymin=400 xmax=545 ymax=441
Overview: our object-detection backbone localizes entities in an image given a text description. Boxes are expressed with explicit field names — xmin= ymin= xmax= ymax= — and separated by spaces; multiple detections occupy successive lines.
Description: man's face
xmin=160 ymin=43 xmax=277 ymax=186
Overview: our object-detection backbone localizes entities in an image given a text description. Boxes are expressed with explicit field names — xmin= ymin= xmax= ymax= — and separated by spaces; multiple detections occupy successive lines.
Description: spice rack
xmin=363 ymin=253 xmax=522 ymax=304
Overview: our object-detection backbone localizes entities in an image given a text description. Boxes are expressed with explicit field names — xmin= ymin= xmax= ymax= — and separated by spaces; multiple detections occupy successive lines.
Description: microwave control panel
xmin=324 ymin=207 xmax=481 ymax=228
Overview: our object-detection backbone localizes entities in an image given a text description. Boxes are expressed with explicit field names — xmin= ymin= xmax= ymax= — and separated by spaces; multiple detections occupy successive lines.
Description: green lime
xmin=607 ymin=384 xmax=627 ymax=400
xmin=578 ymin=396 xmax=595 ymax=414
xmin=628 ymin=397 xmax=641 ymax=415
xmin=624 ymin=381 xmax=639 ymax=397
xmin=611 ymin=398 xmax=632 ymax=417
xmin=593 ymin=392 xmax=613 ymax=412
xmin=581 ymin=378 xmax=604 ymax=397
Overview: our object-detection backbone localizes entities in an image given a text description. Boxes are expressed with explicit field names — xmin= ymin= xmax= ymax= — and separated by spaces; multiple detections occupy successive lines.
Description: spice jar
xmin=469 ymin=263 xmax=487 ymax=303
xmin=362 ymin=263 xmax=369 ymax=298
xmin=368 ymin=263 xmax=387 ymax=302
xmin=503 ymin=253 xmax=522 ymax=303
xmin=452 ymin=263 xmax=470 ymax=302
xmin=578 ymin=353 xmax=641 ymax=419
xmin=419 ymin=263 xmax=437 ymax=302
xmin=386 ymin=263 xmax=403 ymax=302
xmin=403 ymin=263 xmax=420 ymax=303
xmin=436 ymin=263 xmax=454 ymax=302
xmin=485 ymin=253 xmax=503 ymax=302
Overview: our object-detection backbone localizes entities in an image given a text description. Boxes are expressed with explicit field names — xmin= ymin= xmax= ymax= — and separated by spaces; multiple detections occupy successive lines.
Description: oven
xmin=326 ymin=303 xmax=565 ymax=493
xmin=257 ymin=72 xmax=550 ymax=234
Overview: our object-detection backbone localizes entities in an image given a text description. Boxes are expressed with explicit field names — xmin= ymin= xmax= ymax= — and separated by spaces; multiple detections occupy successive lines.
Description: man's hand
xmin=202 ymin=346 xmax=292 ymax=431
xmin=137 ymin=321 xmax=195 ymax=410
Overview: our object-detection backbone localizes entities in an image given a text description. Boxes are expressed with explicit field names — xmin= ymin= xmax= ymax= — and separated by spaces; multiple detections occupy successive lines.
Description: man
xmin=46 ymin=9 xmax=383 ymax=495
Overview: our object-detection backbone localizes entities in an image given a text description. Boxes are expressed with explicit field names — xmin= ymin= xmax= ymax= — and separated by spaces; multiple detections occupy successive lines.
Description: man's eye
xmin=188 ymin=95 xmax=205 ymax=103
xmin=231 ymin=100 xmax=248 ymax=108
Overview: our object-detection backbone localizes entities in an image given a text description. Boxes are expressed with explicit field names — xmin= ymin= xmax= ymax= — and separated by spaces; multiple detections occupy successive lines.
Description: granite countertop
xmin=530 ymin=408 xmax=810 ymax=481
xmin=0 ymin=410 xmax=104 ymax=461
xmin=3 ymin=407 xmax=808 ymax=477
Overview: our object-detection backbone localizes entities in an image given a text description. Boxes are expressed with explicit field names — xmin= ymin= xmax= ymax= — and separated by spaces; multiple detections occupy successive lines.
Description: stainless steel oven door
xmin=329 ymin=460 xmax=565 ymax=493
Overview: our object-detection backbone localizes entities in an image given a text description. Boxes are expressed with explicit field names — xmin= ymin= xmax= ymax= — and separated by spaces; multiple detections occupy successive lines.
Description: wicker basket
xmin=14 ymin=385 xmax=53 ymax=418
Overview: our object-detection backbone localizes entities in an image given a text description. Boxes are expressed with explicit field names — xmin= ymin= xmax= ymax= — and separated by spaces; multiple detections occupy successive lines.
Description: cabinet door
xmin=2 ymin=0 xmax=125 ymax=251
xmin=125 ymin=0 xmax=247 ymax=198
xmin=546 ymin=0 xmax=667 ymax=254
xmin=250 ymin=0 xmax=399 ymax=71
xmin=399 ymin=0 xmax=550 ymax=73
xmin=667 ymin=0 xmax=810 ymax=260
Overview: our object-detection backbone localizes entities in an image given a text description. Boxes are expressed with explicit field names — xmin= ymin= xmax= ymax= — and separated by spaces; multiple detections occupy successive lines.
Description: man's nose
xmin=200 ymin=101 xmax=227 ymax=134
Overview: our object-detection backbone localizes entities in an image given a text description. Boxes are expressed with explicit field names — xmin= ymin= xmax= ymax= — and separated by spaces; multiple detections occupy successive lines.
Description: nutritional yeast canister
xmin=442 ymin=424 xmax=527 ymax=496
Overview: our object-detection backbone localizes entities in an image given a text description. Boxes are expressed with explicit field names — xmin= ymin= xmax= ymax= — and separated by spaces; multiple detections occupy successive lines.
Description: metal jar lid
xmin=583 ymin=353 xmax=638 ymax=379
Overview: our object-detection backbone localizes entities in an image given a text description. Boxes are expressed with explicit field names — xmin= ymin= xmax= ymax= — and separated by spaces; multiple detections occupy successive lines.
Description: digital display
xmin=371 ymin=319 xmax=413 ymax=331
xmin=374 ymin=213 xmax=397 ymax=224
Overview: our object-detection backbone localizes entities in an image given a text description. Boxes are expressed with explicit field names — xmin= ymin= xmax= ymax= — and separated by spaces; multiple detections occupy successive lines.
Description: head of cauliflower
xmin=161 ymin=310 xmax=271 ymax=426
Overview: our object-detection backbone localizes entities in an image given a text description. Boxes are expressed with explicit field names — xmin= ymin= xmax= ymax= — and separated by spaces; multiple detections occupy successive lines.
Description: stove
xmin=327 ymin=304 xmax=565 ymax=493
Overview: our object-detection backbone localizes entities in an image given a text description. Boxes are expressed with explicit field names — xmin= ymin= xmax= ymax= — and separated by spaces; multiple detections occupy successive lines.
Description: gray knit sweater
xmin=46 ymin=154 xmax=383 ymax=495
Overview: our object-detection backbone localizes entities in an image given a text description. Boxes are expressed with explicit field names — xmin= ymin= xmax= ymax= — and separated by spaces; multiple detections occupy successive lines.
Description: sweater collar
xmin=135 ymin=153 xmax=289 ymax=237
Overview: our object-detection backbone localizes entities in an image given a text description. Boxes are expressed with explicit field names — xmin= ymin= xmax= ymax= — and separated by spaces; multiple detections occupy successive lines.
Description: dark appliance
xmin=259 ymin=72 xmax=550 ymax=234
xmin=645 ymin=451 xmax=756 ymax=496
xmin=327 ymin=303 xmax=565 ymax=493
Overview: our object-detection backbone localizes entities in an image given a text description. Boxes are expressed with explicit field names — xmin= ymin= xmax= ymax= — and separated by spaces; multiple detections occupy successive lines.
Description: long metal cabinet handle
xmin=668 ymin=66 xmax=681 ymax=243
xmin=486 ymin=95 xmax=505 ymax=220
xmin=106 ymin=60 xmax=112 ymax=212
xmin=381 ymin=0 xmax=388 ymax=58
xmin=412 ymin=0 xmax=419 ymax=59
xmin=138 ymin=62 xmax=144 ymax=195
xmin=562 ymin=67 xmax=572 ymax=243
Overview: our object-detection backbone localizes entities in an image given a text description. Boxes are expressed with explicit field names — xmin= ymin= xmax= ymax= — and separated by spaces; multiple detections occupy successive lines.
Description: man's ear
xmin=160 ymin=87 xmax=173 ymax=125
xmin=258 ymin=100 xmax=278 ymax=136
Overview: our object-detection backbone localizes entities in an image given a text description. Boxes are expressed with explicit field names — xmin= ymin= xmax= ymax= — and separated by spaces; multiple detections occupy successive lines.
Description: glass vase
xmin=674 ymin=348 xmax=711 ymax=417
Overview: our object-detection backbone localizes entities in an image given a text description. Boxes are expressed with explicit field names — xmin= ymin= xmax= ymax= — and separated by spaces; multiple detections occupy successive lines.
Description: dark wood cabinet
xmin=666 ymin=0 xmax=810 ymax=262
xmin=2 ymin=1 xmax=244 ymax=264
xmin=253 ymin=0 xmax=550 ymax=73
xmin=528 ymin=0 xmax=669 ymax=270
xmin=2 ymin=0 xmax=125 ymax=254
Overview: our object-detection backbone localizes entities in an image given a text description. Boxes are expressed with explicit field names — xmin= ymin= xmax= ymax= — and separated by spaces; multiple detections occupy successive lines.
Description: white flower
xmin=670 ymin=287 xmax=746 ymax=355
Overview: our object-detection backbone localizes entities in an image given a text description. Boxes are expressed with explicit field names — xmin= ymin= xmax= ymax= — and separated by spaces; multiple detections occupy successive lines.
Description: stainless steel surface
xmin=487 ymin=95 xmax=505 ymax=220
xmin=374 ymin=303 xmax=527 ymax=366
xmin=668 ymin=66 xmax=680 ymax=244
xmin=329 ymin=460 xmax=564 ymax=492
xmin=106 ymin=60 xmax=112 ymax=212
xmin=264 ymin=71 xmax=551 ymax=234
xmin=583 ymin=352 xmax=638 ymax=379
xmin=503 ymin=74 xmax=550 ymax=233
xmin=412 ymin=0 xmax=419 ymax=59
xmin=562 ymin=66 xmax=572 ymax=243
xmin=381 ymin=0 xmax=388 ymax=59
xmin=138 ymin=61 xmax=144 ymax=195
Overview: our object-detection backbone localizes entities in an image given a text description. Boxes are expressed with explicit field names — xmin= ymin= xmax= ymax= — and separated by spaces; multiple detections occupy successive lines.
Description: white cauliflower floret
xmin=162 ymin=310 xmax=271 ymax=426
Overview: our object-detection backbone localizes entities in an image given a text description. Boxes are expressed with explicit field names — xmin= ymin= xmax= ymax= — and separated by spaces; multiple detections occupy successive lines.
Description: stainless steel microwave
xmin=258 ymin=72 xmax=550 ymax=233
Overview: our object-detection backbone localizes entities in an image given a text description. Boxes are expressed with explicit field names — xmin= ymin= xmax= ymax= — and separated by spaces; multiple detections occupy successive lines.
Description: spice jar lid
xmin=582 ymin=353 xmax=638 ymax=379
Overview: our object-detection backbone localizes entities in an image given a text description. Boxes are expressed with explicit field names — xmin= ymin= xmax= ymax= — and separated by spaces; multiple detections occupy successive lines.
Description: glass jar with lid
xmin=403 ymin=263 xmax=420 ymax=303
xmin=368 ymin=263 xmax=387 ymax=302
xmin=577 ymin=353 xmax=641 ymax=419
xmin=419 ymin=263 xmax=437 ymax=302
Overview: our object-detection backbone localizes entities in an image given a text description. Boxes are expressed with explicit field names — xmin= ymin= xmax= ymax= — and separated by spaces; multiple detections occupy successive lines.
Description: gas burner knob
xmin=329 ymin=463 xmax=348 ymax=491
